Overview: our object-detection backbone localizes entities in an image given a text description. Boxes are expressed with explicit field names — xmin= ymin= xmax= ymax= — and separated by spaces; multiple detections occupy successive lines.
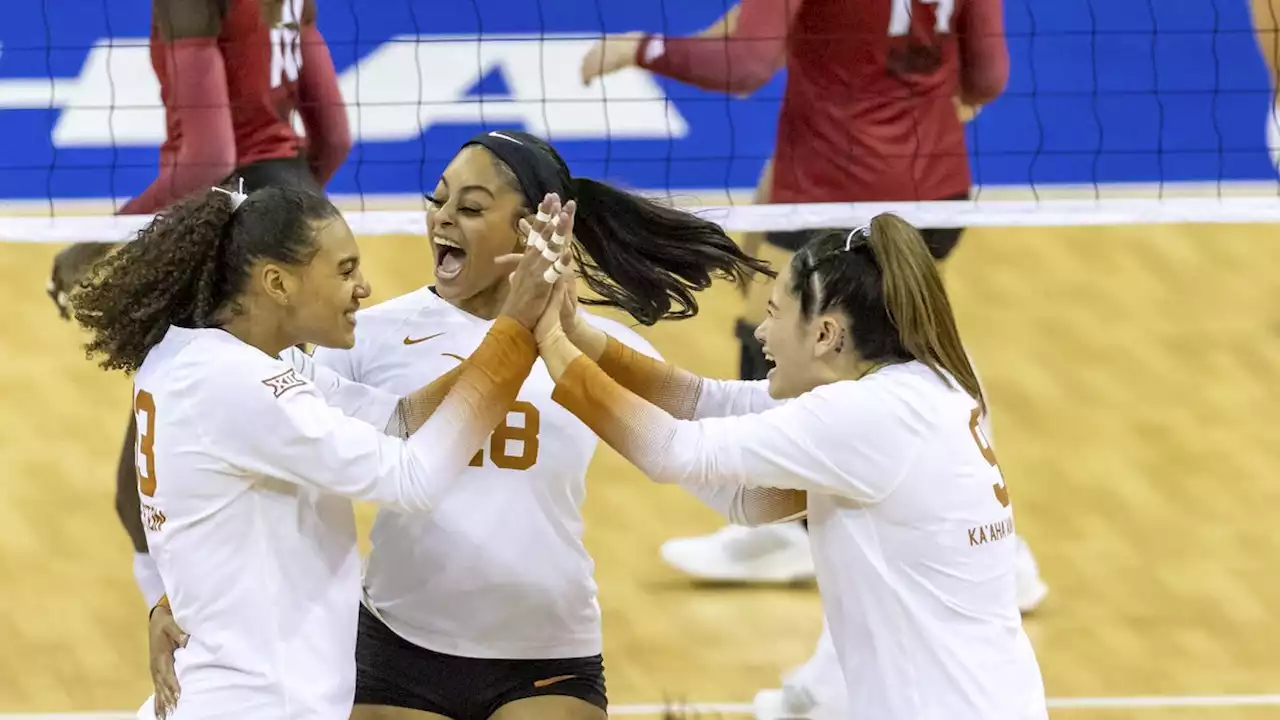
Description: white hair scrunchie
xmin=211 ymin=177 xmax=248 ymax=211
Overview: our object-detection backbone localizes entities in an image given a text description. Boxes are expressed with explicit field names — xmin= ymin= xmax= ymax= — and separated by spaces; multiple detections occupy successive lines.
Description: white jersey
xmin=136 ymin=326 xmax=500 ymax=720
xmin=313 ymin=287 xmax=659 ymax=659
xmin=635 ymin=362 xmax=1048 ymax=719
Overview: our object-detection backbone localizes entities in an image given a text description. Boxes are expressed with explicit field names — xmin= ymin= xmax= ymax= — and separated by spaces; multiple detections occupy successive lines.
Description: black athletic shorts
xmin=354 ymin=604 xmax=608 ymax=719
xmin=225 ymin=155 xmax=320 ymax=194
xmin=762 ymin=192 xmax=970 ymax=261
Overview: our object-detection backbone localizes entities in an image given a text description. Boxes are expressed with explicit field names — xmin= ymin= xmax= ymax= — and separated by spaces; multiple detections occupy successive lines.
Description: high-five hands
xmin=498 ymin=193 xmax=576 ymax=332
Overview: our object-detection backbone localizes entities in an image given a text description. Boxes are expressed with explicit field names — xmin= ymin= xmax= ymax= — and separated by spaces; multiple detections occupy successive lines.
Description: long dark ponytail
xmin=467 ymin=130 xmax=774 ymax=326
xmin=570 ymin=177 xmax=772 ymax=324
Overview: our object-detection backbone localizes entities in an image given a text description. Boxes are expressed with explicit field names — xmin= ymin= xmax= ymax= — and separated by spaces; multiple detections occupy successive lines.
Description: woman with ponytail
xmin=142 ymin=130 xmax=772 ymax=720
xmin=76 ymin=182 xmax=572 ymax=720
xmin=536 ymin=213 xmax=1048 ymax=720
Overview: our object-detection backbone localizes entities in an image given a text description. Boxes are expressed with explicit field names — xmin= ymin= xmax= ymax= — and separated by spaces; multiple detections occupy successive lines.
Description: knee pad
xmin=736 ymin=319 xmax=770 ymax=381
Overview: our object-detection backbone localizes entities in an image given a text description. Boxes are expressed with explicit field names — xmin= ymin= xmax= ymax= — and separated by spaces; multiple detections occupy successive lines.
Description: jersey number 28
xmin=968 ymin=407 xmax=1010 ymax=508
xmin=469 ymin=401 xmax=541 ymax=471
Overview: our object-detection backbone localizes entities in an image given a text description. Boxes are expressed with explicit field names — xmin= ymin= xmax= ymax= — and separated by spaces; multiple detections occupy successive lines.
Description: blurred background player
xmin=1252 ymin=0 xmax=1280 ymax=168
xmin=44 ymin=0 xmax=349 ymax=608
xmin=582 ymin=0 xmax=1048 ymax=716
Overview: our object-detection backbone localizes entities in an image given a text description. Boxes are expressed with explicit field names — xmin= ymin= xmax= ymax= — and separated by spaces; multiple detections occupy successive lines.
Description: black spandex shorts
xmin=226 ymin=156 xmax=320 ymax=194
xmin=354 ymin=604 xmax=608 ymax=720
xmin=762 ymin=192 xmax=970 ymax=261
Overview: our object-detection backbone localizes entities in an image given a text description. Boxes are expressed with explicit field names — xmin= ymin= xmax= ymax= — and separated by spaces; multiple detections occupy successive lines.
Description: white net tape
xmin=6 ymin=195 xmax=1280 ymax=244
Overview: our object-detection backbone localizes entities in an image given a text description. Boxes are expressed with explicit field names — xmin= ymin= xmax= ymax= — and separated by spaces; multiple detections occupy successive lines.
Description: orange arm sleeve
xmin=554 ymin=354 xmax=806 ymax=524
xmin=595 ymin=335 xmax=704 ymax=420
xmin=391 ymin=317 xmax=535 ymax=439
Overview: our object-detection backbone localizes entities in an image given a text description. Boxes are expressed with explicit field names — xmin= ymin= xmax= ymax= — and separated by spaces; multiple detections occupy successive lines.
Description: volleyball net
xmin=2 ymin=0 xmax=1280 ymax=241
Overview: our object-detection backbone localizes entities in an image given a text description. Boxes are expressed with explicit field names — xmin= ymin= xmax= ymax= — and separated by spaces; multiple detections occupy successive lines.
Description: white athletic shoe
xmin=754 ymin=619 xmax=847 ymax=719
xmin=659 ymin=522 xmax=815 ymax=583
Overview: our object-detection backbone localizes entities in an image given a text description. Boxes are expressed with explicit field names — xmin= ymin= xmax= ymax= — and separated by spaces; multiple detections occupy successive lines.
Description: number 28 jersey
xmin=312 ymin=287 xmax=660 ymax=659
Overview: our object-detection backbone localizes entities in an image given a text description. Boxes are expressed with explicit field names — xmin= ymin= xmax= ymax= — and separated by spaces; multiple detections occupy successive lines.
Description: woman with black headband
xmin=141 ymin=129 xmax=773 ymax=720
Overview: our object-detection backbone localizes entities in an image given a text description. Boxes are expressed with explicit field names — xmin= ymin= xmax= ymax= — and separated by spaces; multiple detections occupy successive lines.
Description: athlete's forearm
xmin=957 ymin=0 xmax=1010 ymax=106
xmin=119 ymin=39 xmax=236 ymax=215
xmin=590 ymin=334 xmax=703 ymax=420
xmin=392 ymin=318 xmax=536 ymax=442
xmin=1253 ymin=0 xmax=1280 ymax=87
xmin=297 ymin=25 xmax=351 ymax=186
xmin=389 ymin=363 xmax=466 ymax=437
xmin=637 ymin=0 xmax=796 ymax=95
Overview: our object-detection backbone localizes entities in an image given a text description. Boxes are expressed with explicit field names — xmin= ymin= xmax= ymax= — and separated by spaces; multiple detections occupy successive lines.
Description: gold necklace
xmin=855 ymin=360 xmax=897 ymax=380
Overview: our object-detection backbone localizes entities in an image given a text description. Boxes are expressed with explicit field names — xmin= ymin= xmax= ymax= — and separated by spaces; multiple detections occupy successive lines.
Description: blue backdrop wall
xmin=0 ymin=0 xmax=1273 ymax=201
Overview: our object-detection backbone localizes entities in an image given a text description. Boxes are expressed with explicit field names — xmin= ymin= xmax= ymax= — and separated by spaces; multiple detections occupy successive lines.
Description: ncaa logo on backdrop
xmin=0 ymin=35 xmax=686 ymax=146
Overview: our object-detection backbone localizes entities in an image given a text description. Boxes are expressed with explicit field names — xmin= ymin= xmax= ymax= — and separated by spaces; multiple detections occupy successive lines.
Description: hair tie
xmin=844 ymin=225 xmax=870 ymax=251
xmin=212 ymin=177 xmax=248 ymax=211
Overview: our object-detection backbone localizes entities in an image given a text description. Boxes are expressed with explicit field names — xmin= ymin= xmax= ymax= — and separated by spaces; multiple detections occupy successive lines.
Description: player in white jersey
xmin=70 ymin=182 xmax=574 ymax=720
xmin=340 ymin=131 xmax=770 ymax=720
xmin=534 ymin=213 xmax=1049 ymax=719
xmin=142 ymin=130 xmax=774 ymax=720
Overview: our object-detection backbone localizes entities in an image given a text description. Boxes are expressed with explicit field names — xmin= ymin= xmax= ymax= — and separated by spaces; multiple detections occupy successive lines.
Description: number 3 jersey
xmin=312 ymin=286 xmax=660 ymax=659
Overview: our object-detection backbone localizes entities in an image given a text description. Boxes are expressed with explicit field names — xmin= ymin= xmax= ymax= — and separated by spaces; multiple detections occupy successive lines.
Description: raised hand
xmin=498 ymin=194 xmax=574 ymax=331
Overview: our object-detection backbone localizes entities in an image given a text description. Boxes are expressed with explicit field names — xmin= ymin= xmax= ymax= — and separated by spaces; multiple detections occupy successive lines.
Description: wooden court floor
xmin=1 ymin=223 xmax=1279 ymax=718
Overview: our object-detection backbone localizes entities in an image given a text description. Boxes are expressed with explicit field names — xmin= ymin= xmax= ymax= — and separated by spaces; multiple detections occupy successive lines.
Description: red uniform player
xmin=48 ymin=0 xmax=350 ymax=610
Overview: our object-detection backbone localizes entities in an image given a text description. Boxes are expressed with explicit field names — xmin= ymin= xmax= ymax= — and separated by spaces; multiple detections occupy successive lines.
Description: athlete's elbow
xmin=961 ymin=57 xmax=1010 ymax=106
xmin=184 ymin=146 xmax=237 ymax=186
xmin=724 ymin=62 xmax=777 ymax=95
xmin=961 ymin=75 xmax=1005 ymax=107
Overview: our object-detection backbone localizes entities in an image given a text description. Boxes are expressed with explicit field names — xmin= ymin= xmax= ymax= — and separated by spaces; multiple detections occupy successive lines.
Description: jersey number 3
xmin=469 ymin=401 xmax=540 ymax=471
xmin=134 ymin=390 xmax=159 ymax=497
xmin=968 ymin=407 xmax=1010 ymax=508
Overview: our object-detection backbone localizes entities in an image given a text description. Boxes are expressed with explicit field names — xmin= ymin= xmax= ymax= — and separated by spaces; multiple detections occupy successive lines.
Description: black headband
xmin=463 ymin=130 xmax=570 ymax=209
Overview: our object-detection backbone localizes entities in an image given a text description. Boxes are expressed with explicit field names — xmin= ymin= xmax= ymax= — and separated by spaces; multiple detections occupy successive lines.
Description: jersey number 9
xmin=469 ymin=401 xmax=541 ymax=471
xmin=968 ymin=407 xmax=1010 ymax=508
xmin=134 ymin=389 xmax=159 ymax=498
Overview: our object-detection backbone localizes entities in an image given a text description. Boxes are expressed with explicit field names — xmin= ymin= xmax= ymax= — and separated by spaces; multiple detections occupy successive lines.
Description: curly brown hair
xmin=71 ymin=184 xmax=341 ymax=374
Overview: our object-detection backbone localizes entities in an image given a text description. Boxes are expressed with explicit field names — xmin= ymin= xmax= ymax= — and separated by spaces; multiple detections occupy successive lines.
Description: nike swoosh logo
xmin=442 ymin=353 xmax=466 ymax=363
xmin=532 ymin=674 xmax=576 ymax=689
xmin=403 ymin=332 xmax=445 ymax=346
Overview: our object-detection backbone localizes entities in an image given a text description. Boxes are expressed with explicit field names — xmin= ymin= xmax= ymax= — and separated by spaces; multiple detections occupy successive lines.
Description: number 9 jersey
xmin=312 ymin=287 xmax=661 ymax=660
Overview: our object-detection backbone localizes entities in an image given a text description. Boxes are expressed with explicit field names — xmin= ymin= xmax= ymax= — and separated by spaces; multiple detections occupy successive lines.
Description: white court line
xmin=6 ymin=695 xmax=1280 ymax=718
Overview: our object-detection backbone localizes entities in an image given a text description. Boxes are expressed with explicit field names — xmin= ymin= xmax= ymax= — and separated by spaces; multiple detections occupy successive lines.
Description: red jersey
xmin=122 ymin=0 xmax=348 ymax=214
xmin=152 ymin=0 xmax=304 ymax=174
xmin=638 ymin=0 xmax=1009 ymax=203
